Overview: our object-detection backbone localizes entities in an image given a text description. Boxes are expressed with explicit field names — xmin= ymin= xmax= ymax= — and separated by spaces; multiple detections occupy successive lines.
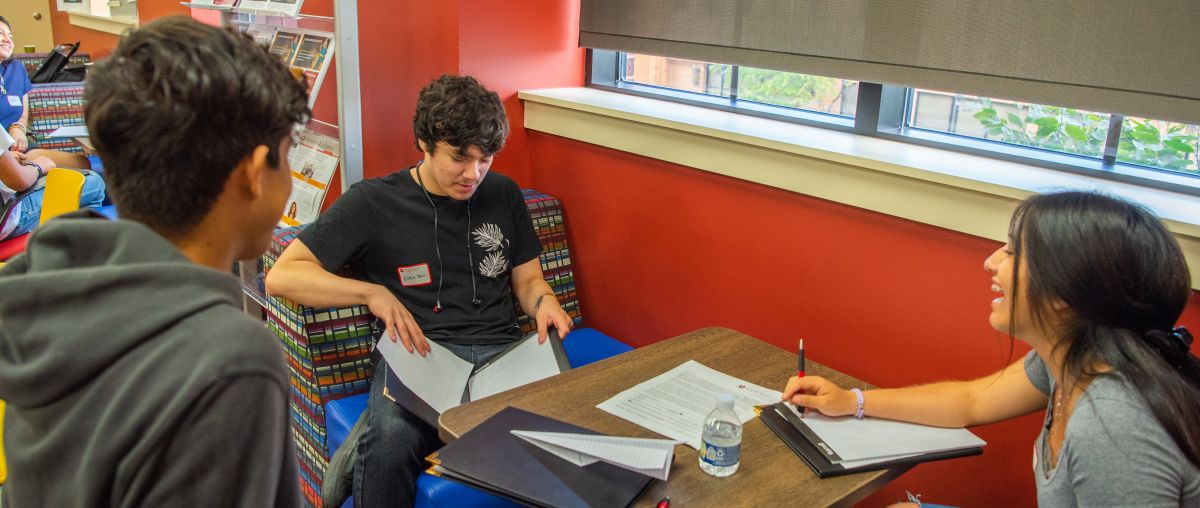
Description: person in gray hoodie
xmin=0 ymin=16 xmax=310 ymax=507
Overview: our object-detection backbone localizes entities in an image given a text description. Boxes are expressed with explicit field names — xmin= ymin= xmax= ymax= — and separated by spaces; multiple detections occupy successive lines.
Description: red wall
xmin=356 ymin=0 xmax=584 ymax=184
xmin=49 ymin=1 xmax=190 ymax=59
xmin=524 ymin=132 xmax=1200 ymax=506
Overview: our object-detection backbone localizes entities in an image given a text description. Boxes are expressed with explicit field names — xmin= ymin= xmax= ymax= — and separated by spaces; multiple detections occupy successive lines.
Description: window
xmin=737 ymin=66 xmax=856 ymax=117
xmin=620 ymin=54 xmax=732 ymax=98
xmin=605 ymin=52 xmax=857 ymax=120
xmin=589 ymin=50 xmax=1200 ymax=193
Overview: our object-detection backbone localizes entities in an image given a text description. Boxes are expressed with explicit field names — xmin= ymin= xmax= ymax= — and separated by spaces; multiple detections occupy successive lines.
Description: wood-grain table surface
xmin=437 ymin=327 xmax=908 ymax=507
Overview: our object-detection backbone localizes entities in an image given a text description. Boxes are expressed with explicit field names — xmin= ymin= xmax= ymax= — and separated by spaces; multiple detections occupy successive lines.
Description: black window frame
xmin=587 ymin=49 xmax=1200 ymax=197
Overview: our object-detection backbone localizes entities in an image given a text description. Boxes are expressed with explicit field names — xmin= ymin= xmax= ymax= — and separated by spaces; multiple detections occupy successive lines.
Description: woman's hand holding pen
xmin=782 ymin=376 xmax=858 ymax=417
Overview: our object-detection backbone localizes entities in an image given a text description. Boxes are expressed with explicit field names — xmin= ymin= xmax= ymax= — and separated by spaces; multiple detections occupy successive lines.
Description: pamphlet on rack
xmin=250 ymin=24 xmax=335 ymax=107
xmin=278 ymin=126 xmax=339 ymax=227
xmin=378 ymin=330 xmax=570 ymax=426
xmin=597 ymin=360 xmax=780 ymax=449
xmin=238 ymin=0 xmax=304 ymax=18
xmin=188 ymin=0 xmax=239 ymax=8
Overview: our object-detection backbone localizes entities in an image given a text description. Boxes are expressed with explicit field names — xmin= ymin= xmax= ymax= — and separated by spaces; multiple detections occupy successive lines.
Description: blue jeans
xmin=7 ymin=170 xmax=106 ymax=239
xmin=353 ymin=341 xmax=509 ymax=508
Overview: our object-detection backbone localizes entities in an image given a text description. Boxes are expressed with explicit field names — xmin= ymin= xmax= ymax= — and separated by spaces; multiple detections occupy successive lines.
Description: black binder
xmin=430 ymin=407 xmax=654 ymax=508
xmin=758 ymin=402 xmax=983 ymax=478
xmin=382 ymin=330 xmax=569 ymax=427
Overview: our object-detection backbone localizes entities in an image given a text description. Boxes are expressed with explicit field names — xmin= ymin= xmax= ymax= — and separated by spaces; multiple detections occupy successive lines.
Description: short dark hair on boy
xmin=412 ymin=75 xmax=509 ymax=156
xmin=86 ymin=16 xmax=310 ymax=236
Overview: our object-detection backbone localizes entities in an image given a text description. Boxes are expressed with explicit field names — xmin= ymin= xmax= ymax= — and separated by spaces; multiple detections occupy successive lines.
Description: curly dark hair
xmin=85 ymin=16 xmax=310 ymax=236
xmin=412 ymin=75 xmax=508 ymax=156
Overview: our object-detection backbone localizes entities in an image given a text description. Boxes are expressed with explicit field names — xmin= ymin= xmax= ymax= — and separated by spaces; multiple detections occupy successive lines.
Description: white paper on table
xmin=597 ymin=360 xmax=781 ymax=449
xmin=47 ymin=125 xmax=88 ymax=138
xmin=792 ymin=405 xmax=987 ymax=463
xmin=468 ymin=333 xmax=562 ymax=400
xmin=512 ymin=430 xmax=679 ymax=481
xmin=375 ymin=336 xmax=473 ymax=414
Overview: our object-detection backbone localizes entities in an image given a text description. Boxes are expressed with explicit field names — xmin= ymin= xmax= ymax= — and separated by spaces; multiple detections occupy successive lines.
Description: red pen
xmin=797 ymin=338 xmax=805 ymax=378
xmin=656 ymin=497 xmax=670 ymax=508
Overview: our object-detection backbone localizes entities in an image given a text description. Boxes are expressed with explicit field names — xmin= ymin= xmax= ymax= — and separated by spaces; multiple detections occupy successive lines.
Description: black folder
xmin=758 ymin=402 xmax=983 ymax=478
xmin=429 ymin=407 xmax=653 ymax=508
xmin=382 ymin=330 xmax=569 ymax=427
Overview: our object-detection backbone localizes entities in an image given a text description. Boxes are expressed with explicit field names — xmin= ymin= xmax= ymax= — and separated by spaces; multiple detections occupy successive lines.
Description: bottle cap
xmin=717 ymin=393 xmax=735 ymax=411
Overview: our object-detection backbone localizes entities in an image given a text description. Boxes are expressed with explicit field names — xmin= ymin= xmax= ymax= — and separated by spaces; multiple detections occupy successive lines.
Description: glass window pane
xmin=1117 ymin=118 xmax=1199 ymax=176
xmin=621 ymin=53 xmax=732 ymax=98
xmin=907 ymin=89 xmax=1110 ymax=159
xmin=736 ymin=67 xmax=858 ymax=117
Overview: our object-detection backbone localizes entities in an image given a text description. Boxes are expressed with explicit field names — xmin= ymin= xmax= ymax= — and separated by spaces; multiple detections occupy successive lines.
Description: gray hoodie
xmin=0 ymin=212 xmax=299 ymax=507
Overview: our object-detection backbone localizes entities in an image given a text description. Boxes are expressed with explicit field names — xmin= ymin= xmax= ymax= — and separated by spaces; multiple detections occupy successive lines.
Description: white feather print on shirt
xmin=479 ymin=251 xmax=508 ymax=278
xmin=472 ymin=223 xmax=507 ymax=252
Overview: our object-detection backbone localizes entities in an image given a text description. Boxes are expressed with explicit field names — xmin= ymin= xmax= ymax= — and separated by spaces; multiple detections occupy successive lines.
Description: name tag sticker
xmin=397 ymin=263 xmax=432 ymax=287
xmin=7 ymin=96 xmax=21 ymax=107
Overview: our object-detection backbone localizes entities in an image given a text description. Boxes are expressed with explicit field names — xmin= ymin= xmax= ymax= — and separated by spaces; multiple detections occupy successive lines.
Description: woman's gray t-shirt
xmin=1024 ymin=351 xmax=1200 ymax=507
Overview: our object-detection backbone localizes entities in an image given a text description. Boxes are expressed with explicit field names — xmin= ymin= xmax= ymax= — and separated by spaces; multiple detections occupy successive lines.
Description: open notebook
xmin=379 ymin=330 xmax=570 ymax=426
xmin=758 ymin=402 xmax=986 ymax=477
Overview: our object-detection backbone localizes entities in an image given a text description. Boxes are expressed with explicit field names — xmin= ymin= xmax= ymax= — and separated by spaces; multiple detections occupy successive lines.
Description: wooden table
xmin=438 ymin=327 xmax=909 ymax=507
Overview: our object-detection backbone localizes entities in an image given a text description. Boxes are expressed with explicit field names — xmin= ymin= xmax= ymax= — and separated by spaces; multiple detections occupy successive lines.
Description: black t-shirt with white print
xmin=298 ymin=166 xmax=541 ymax=345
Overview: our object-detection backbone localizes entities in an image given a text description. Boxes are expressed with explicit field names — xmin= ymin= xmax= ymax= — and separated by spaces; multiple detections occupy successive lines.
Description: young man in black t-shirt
xmin=266 ymin=75 xmax=573 ymax=507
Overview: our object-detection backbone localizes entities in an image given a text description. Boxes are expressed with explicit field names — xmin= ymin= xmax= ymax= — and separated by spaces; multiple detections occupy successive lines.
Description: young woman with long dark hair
xmin=784 ymin=191 xmax=1200 ymax=505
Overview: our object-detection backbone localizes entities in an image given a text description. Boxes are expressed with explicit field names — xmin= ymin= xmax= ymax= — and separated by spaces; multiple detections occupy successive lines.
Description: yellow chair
xmin=38 ymin=168 xmax=87 ymax=225
xmin=1 ymin=398 xmax=6 ymax=485
xmin=0 ymin=168 xmax=84 ymax=486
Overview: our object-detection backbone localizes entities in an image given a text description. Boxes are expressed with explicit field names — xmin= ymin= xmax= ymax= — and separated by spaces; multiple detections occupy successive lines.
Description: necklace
xmin=1051 ymin=386 xmax=1065 ymax=433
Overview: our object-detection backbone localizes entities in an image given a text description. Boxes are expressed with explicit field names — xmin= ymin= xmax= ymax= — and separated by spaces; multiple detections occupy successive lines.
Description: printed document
xmin=597 ymin=360 xmax=780 ymax=449
xmin=512 ymin=431 xmax=679 ymax=481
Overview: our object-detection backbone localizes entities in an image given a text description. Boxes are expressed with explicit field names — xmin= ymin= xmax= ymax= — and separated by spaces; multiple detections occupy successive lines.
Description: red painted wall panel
xmin=47 ymin=11 xmax=118 ymax=59
xmin=458 ymin=0 xmax=585 ymax=186
xmin=525 ymin=131 xmax=1200 ymax=506
xmin=49 ymin=0 xmax=190 ymax=59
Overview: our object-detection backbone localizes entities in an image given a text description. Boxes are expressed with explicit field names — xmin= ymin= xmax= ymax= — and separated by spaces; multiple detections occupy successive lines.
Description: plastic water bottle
xmin=699 ymin=393 xmax=742 ymax=477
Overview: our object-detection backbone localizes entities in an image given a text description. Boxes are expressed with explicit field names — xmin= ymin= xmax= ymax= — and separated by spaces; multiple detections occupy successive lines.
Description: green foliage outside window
xmin=1118 ymin=120 xmax=1198 ymax=174
xmin=971 ymin=99 xmax=1108 ymax=158
xmin=970 ymin=98 xmax=1198 ymax=174
xmin=736 ymin=68 xmax=846 ymax=114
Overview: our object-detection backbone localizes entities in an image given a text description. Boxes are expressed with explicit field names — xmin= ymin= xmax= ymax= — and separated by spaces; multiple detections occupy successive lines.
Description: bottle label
xmin=700 ymin=440 xmax=740 ymax=467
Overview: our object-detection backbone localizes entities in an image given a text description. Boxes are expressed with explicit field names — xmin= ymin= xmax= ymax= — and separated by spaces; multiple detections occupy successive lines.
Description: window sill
xmin=67 ymin=11 xmax=137 ymax=35
xmin=518 ymin=87 xmax=1200 ymax=289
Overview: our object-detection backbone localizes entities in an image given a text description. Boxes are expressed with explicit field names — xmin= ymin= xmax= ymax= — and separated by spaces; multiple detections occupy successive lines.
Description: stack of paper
xmin=783 ymin=403 xmax=986 ymax=464
xmin=758 ymin=401 xmax=986 ymax=477
xmin=512 ymin=431 xmax=679 ymax=481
